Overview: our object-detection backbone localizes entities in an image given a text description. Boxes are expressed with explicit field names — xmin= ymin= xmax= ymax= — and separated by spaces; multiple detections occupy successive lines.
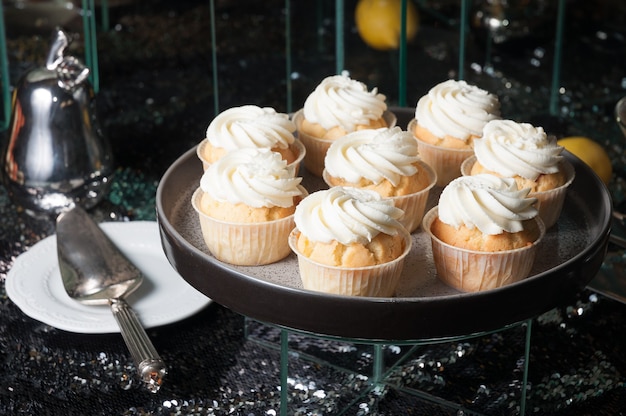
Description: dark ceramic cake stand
xmin=156 ymin=110 xmax=611 ymax=342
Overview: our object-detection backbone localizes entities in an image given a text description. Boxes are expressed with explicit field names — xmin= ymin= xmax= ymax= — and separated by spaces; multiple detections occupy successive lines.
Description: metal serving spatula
xmin=56 ymin=206 xmax=167 ymax=393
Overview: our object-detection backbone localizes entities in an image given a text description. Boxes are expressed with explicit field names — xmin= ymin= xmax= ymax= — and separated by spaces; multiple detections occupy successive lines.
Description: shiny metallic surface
xmin=57 ymin=206 xmax=144 ymax=305
xmin=56 ymin=206 xmax=167 ymax=392
xmin=616 ymin=96 xmax=626 ymax=139
xmin=0 ymin=29 xmax=114 ymax=216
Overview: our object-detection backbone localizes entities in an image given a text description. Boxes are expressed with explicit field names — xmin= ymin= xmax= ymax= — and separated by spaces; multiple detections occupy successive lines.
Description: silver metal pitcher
xmin=1 ymin=28 xmax=114 ymax=216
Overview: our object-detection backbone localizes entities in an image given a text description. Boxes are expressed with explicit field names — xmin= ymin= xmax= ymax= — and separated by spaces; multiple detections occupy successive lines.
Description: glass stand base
xmin=244 ymin=318 xmax=533 ymax=416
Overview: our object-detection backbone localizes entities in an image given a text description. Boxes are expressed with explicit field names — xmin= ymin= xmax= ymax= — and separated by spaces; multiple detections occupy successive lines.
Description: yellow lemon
xmin=355 ymin=0 xmax=419 ymax=50
xmin=557 ymin=136 xmax=612 ymax=184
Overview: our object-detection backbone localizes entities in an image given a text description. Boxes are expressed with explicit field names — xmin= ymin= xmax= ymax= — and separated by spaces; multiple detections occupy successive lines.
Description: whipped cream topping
xmin=206 ymin=105 xmax=296 ymax=151
xmin=324 ymin=127 xmax=420 ymax=186
xmin=415 ymin=79 xmax=500 ymax=141
xmin=303 ymin=73 xmax=387 ymax=132
xmin=473 ymin=119 xmax=563 ymax=180
xmin=438 ymin=174 xmax=538 ymax=235
xmin=294 ymin=187 xmax=404 ymax=245
xmin=200 ymin=148 xmax=303 ymax=208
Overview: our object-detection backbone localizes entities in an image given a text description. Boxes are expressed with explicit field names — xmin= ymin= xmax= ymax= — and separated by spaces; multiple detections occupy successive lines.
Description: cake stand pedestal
xmin=244 ymin=317 xmax=533 ymax=416
xmin=155 ymin=109 xmax=611 ymax=415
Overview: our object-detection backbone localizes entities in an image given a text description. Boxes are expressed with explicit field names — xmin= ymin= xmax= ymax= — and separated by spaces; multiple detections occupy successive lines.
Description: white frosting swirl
xmin=200 ymin=148 xmax=303 ymax=208
xmin=438 ymin=174 xmax=538 ymax=235
xmin=303 ymin=74 xmax=387 ymax=132
xmin=473 ymin=119 xmax=563 ymax=180
xmin=415 ymin=79 xmax=500 ymax=141
xmin=294 ymin=187 xmax=404 ymax=245
xmin=206 ymin=105 xmax=296 ymax=151
xmin=325 ymin=127 xmax=420 ymax=186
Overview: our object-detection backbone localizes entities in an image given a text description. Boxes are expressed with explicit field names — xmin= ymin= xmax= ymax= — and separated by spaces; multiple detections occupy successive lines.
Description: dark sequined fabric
xmin=2 ymin=0 xmax=626 ymax=414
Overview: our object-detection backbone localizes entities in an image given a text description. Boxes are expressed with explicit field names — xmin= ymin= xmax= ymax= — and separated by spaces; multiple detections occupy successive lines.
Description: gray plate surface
xmin=156 ymin=111 xmax=611 ymax=341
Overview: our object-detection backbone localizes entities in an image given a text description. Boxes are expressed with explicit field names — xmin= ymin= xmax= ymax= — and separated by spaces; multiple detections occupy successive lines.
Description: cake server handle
xmin=110 ymin=298 xmax=167 ymax=393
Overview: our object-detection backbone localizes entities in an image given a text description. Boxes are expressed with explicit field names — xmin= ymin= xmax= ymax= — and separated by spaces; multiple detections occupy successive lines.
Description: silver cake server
xmin=56 ymin=206 xmax=167 ymax=392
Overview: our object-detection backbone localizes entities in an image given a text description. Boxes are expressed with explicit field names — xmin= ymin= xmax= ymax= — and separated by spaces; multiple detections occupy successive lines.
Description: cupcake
xmin=408 ymin=79 xmax=501 ymax=186
xmin=322 ymin=126 xmax=436 ymax=232
xmin=293 ymin=73 xmax=396 ymax=177
xmin=461 ymin=119 xmax=575 ymax=228
xmin=288 ymin=186 xmax=412 ymax=297
xmin=192 ymin=147 xmax=306 ymax=266
xmin=196 ymin=105 xmax=305 ymax=174
xmin=423 ymin=174 xmax=545 ymax=292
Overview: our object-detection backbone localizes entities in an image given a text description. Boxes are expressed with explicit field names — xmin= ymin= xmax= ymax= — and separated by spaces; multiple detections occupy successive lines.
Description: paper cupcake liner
xmin=408 ymin=119 xmax=474 ymax=187
xmin=459 ymin=154 xmax=476 ymax=177
xmin=531 ymin=159 xmax=575 ymax=229
xmin=322 ymin=160 xmax=437 ymax=233
xmin=287 ymin=139 xmax=306 ymax=176
xmin=461 ymin=156 xmax=575 ymax=229
xmin=294 ymin=109 xmax=397 ymax=177
xmin=191 ymin=188 xmax=298 ymax=266
xmin=195 ymin=138 xmax=306 ymax=176
xmin=423 ymin=208 xmax=545 ymax=293
xmin=390 ymin=161 xmax=437 ymax=233
xmin=288 ymin=227 xmax=412 ymax=297
xmin=196 ymin=140 xmax=212 ymax=171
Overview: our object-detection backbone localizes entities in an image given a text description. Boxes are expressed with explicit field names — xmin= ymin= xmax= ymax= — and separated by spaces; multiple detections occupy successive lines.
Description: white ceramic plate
xmin=5 ymin=221 xmax=212 ymax=334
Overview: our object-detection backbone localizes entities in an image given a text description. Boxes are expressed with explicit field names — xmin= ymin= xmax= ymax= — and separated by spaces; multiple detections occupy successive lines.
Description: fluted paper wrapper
xmin=408 ymin=119 xmax=474 ymax=187
xmin=388 ymin=161 xmax=436 ymax=233
xmin=192 ymin=188 xmax=296 ymax=266
xmin=195 ymin=138 xmax=306 ymax=176
xmin=196 ymin=140 xmax=211 ymax=170
xmin=461 ymin=156 xmax=575 ymax=229
xmin=531 ymin=160 xmax=575 ymax=228
xmin=294 ymin=109 xmax=397 ymax=177
xmin=322 ymin=160 xmax=437 ymax=233
xmin=423 ymin=208 xmax=545 ymax=293
xmin=288 ymin=228 xmax=412 ymax=297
